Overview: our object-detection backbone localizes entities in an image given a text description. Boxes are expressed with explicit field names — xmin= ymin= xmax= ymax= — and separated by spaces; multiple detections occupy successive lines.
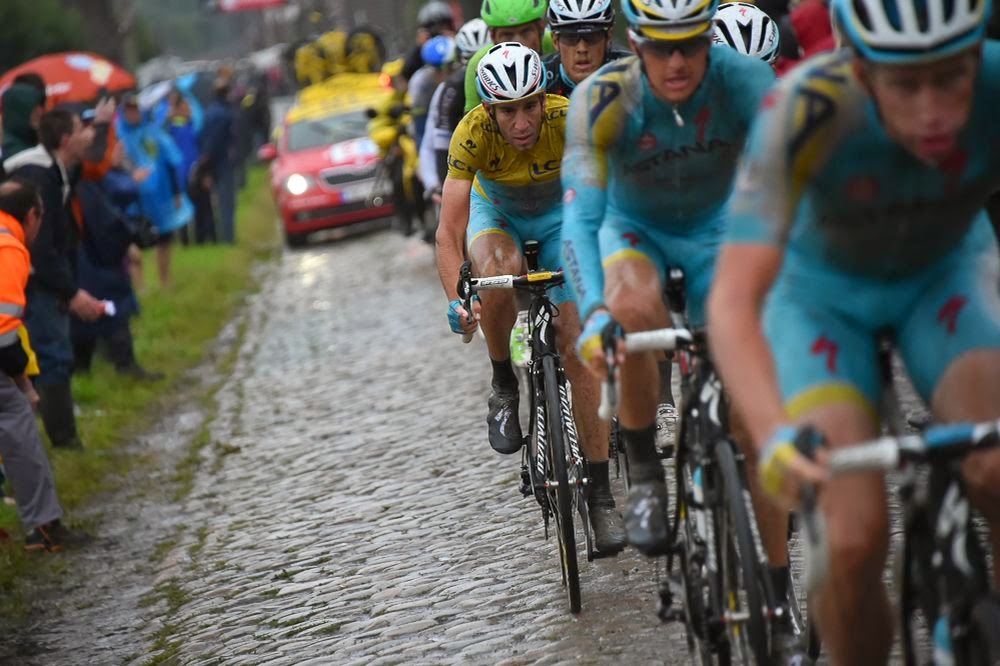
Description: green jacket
xmin=1 ymin=84 xmax=43 ymax=167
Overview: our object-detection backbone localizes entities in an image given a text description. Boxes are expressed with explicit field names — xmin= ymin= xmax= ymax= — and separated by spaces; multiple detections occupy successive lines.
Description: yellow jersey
xmin=447 ymin=94 xmax=568 ymax=214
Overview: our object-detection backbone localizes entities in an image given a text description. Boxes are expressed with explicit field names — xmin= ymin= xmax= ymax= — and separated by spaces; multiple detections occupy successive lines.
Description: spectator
xmin=72 ymin=142 xmax=163 ymax=381
xmin=166 ymin=90 xmax=201 ymax=246
xmin=0 ymin=178 xmax=88 ymax=552
xmin=5 ymin=109 xmax=103 ymax=450
xmin=1 ymin=73 xmax=46 ymax=173
xmin=116 ymin=93 xmax=192 ymax=288
xmin=199 ymin=77 xmax=236 ymax=244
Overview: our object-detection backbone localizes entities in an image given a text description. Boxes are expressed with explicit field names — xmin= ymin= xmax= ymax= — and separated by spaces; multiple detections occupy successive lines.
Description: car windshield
xmin=286 ymin=109 xmax=369 ymax=152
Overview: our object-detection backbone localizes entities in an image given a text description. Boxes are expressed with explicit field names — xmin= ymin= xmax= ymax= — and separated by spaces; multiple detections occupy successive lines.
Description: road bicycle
xmin=458 ymin=240 xmax=592 ymax=614
xmin=798 ymin=412 xmax=1000 ymax=663
xmin=600 ymin=268 xmax=782 ymax=664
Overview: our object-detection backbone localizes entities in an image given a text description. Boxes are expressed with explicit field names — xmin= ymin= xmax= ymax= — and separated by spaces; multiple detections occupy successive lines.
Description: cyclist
xmin=707 ymin=0 xmax=1000 ymax=660
xmin=403 ymin=1 xmax=457 ymax=81
xmin=437 ymin=43 xmax=626 ymax=555
xmin=420 ymin=18 xmax=492 ymax=197
xmin=543 ymin=0 xmax=631 ymax=96
xmin=711 ymin=2 xmax=780 ymax=66
xmin=410 ymin=35 xmax=458 ymax=149
xmin=561 ymin=0 xmax=774 ymax=559
xmin=461 ymin=0 xmax=551 ymax=115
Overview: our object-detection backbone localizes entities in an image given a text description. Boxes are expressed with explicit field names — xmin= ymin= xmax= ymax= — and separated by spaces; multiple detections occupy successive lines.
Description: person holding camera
xmin=70 ymin=141 xmax=163 ymax=381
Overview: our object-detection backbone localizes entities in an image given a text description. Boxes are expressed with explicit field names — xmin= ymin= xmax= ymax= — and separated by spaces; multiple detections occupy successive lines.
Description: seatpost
xmin=665 ymin=267 xmax=687 ymax=329
xmin=524 ymin=240 xmax=541 ymax=272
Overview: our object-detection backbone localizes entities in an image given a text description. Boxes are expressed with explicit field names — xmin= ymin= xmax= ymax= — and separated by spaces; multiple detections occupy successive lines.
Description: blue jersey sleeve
xmin=561 ymin=75 xmax=626 ymax=320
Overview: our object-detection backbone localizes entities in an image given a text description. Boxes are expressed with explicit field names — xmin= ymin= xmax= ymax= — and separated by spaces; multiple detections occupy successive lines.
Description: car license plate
xmin=340 ymin=178 xmax=390 ymax=203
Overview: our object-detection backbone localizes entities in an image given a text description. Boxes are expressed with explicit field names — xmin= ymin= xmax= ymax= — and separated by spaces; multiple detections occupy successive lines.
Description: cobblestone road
xmin=145 ymin=230 xmax=695 ymax=664
xmin=8 ymin=227 xmax=932 ymax=665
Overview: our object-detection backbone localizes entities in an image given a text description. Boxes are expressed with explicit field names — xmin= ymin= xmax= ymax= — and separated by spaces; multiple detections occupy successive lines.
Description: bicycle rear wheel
xmin=714 ymin=440 xmax=769 ymax=664
xmin=543 ymin=355 xmax=581 ymax=614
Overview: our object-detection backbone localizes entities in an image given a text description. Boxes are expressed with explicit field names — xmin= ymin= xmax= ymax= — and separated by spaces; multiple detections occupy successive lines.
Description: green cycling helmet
xmin=481 ymin=0 xmax=549 ymax=27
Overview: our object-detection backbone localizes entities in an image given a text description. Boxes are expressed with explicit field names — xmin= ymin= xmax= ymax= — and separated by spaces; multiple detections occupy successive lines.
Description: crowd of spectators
xmin=0 ymin=64 xmax=271 ymax=552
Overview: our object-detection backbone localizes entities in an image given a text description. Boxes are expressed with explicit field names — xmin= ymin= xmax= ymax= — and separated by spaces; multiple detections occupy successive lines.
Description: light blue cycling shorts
xmin=764 ymin=215 xmax=1000 ymax=422
xmin=467 ymin=188 xmax=569 ymax=304
xmin=598 ymin=208 xmax=723 ymax=327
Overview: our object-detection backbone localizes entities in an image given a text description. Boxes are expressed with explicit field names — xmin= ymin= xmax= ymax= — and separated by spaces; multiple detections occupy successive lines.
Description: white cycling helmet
xmin=832 ymin=0 xmax=990 ymax=63
xmin=548 ymin=0 xmax=617 ymax=32
xmin=456 ymin=18 xmax=492 ymax=59
xmin=713 ymin=3 xmax=780 ymax=63
xmin=476 ymin=42 xmax=546 ymax=104
xmin=418 ymin=1 xmax=456 ymax=28
xmin=621 ymin=0 xmax=721 ymax=41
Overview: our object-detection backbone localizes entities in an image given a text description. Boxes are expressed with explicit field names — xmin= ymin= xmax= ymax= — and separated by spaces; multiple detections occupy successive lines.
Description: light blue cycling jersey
xmin=728 ymin=44 xmax=1000 ymax=278
xmin=727 ymin=43 xmax=1000 ymax=415
xmin=561 ymin=46 xmax=776 ymax=322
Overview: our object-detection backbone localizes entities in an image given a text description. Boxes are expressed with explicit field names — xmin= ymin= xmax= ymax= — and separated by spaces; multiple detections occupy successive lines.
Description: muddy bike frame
xmin=599 ymin=268 xmax=780 ymax=664
xmin=457 ymin=240 xmax=590 ymax=614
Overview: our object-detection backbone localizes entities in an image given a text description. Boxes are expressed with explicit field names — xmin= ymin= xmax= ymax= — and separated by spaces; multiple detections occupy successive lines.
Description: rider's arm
xmin=560 ymin=80 xmax=621 ymax=321
xmin=708 ymin=76 xmax=808 ymax=450
xmin=436 ymin=177 xmax=473 ymax=300
xmin=435 ymin=113 xmax=483 ymax=300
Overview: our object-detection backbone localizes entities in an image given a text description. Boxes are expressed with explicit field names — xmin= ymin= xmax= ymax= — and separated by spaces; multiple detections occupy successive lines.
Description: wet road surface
xmin=7 ymin=228 xmax=934 ymax=664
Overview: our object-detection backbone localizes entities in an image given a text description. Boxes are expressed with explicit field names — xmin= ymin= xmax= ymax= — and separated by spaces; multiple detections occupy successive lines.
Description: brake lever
xmin=457 ymin=261 xmax=475 ymax=344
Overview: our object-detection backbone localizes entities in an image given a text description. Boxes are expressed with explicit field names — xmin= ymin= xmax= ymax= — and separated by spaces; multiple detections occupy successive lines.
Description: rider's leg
xmin=898 ymin=222 xmax=1000 ymax=586
xmin=469 ymin=231 xmax=525 ymax=453
xmin=605 ymin=256 xmax=673 ymax=554
xmin=605 ymin=256 xmax=669 ymax=430
xmin=555 ymin=301 xmax=625 ymax=552
xmin=553 ymin=301 xmax=608 ymax=464
xmin=798 ymin=402 xmax=892 ymax=666
xmin=932 ymin=350 xmax=1000 ymax=587
xmin=469 ymin=232 xmax=522 ymax=364
xmin=763 ymin=267 xmax=892 ymax=664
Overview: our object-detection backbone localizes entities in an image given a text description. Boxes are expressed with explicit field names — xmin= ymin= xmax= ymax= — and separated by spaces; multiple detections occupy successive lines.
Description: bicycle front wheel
xmin=543 ymin=354 xmax=581 ymax=614
xmin=714 ymin=440 xmax=769 ymax=664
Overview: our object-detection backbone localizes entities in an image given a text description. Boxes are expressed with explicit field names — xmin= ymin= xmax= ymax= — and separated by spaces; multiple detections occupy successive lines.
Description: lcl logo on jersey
xmin=638 ymin=133 xmax=657 ymax=152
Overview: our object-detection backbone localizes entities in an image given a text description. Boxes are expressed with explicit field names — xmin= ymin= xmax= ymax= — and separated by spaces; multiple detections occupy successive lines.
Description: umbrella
xmin=0 ymin=52 xmax=136 ymax=106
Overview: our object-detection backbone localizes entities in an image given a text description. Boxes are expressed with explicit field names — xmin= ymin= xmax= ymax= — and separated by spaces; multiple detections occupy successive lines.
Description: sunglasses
xmin=638 ymin=36 xmax=711 ymax=58
xmin=556 ymin=30 xmax=608 ymax=46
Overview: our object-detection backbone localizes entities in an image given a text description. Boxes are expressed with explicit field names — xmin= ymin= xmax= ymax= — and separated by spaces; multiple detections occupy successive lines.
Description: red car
xmin=261 ymin=93 xmax=395 ymax=247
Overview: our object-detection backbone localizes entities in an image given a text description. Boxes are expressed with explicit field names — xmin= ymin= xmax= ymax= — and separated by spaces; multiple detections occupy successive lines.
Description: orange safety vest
xmin=0 ymin=211 xmax=30 ymax=349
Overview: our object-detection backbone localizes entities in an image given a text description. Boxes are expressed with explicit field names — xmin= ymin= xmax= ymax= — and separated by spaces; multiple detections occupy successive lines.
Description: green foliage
xmin=0 ymin=0 xmax=85 ymax=73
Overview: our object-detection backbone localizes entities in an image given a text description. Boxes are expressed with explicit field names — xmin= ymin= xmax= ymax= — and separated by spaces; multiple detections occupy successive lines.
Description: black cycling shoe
xmin=487 ymin=388 xmax=522 ymax=454
xmin=623 ymin=479 xmax=671 ymax=556
xmin=588 ymin=495 xmax=626 ymax=556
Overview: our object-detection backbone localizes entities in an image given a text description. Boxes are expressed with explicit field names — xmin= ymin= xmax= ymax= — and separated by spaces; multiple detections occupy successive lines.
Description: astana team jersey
xmin=561 ymin=47 xmax=775 ymax=322
xmin=726 ymin=43 xmax=1000 ymax=412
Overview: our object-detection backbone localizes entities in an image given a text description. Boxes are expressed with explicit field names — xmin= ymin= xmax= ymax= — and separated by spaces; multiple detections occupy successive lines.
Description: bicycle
xmin=599 ymin=268 xmax=782 ymax=664
xmin=457 ymin=240 xmax=592 ymax=614
xmin=797 ymin=416 xmax=1000 ymax=665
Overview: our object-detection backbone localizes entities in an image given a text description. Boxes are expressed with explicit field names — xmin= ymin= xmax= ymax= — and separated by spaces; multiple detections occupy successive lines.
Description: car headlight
xmin=285 ymin=173 xmax=312 ymax=196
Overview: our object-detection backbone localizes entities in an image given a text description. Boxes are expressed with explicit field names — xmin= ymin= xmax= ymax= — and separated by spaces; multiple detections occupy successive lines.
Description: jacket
xmin=0 ymin=212 xmax=31 ymax=376
xmin=1 ymin=84 xmax=43 ymax=170
xmin=6 ymin=146 xmax=79 ymax=301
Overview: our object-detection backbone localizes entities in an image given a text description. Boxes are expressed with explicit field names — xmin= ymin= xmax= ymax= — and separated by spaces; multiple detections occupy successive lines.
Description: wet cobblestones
xmin=9 ymin=229 xmax=933 ymax=665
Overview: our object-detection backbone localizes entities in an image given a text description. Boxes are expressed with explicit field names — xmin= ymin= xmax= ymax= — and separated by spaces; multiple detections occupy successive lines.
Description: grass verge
xmin=0 ymin=166 xmax=279 ymax=617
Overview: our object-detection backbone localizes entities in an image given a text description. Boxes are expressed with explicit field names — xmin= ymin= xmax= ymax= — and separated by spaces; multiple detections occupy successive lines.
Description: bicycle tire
xmin=543 ymin=354 xmax=581 ymax=614
xmin=675 ymin=460 xmax=715 ymax=665
xmin=714 ymin=440 xmax=770 ymax=664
